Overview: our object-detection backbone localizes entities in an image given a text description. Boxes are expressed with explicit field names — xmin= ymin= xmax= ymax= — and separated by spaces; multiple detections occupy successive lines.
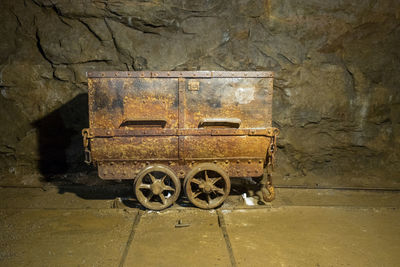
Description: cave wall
xmin=1 ymin=0 xmax=399 ymax=187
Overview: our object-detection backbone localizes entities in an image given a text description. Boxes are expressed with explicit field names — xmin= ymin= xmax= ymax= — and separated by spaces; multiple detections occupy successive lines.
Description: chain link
xmin=261 ymin=129 xmax=279 ymax=202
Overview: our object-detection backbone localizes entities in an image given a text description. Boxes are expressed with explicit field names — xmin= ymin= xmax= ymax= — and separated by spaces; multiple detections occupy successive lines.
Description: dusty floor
xmin=0 ymin=180 xmax=399 ymax=267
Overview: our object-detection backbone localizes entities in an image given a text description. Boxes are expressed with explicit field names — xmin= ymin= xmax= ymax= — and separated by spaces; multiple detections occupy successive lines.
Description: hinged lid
xmin=87 ymin=71 xmax=273 ymax=78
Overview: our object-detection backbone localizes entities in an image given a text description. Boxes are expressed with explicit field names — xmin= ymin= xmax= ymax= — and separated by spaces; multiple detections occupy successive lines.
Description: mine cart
xmin=82 ymin=71 xmax=279 ymax=210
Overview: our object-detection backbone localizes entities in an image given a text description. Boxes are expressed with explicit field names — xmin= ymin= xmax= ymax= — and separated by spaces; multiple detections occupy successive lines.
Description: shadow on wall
xmin=33 ymin=93 xmax=90 ymax=179
xmin=32 ymin=93 xmax=135 ymax=202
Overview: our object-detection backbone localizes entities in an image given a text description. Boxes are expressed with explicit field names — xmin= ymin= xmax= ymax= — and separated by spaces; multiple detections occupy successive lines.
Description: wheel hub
xmin=199 ymin=181 xmax=212 ymax=193
xmin=151 ymin=181 xmax=162 ymax=195
xmin=204 ymin=183 xmax=212 ymax=193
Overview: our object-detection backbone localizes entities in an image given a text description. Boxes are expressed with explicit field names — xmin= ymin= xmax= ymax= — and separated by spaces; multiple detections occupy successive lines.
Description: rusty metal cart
xmin=82 ymin=71 xmax=279 ymax=210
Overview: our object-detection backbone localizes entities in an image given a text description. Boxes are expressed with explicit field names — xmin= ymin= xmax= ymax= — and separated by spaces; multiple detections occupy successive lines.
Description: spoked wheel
xmin=134 ymin=165 xmax=181 ymax=210
xmin=184 ymin=163 xmax=230 ymax=209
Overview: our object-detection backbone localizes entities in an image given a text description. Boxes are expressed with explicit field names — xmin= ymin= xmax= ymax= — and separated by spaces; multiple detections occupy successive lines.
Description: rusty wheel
xmin=184 ymin=163 xmax=231 ymax=209
xmin=134 ymin=165 xmax=181 ymax=210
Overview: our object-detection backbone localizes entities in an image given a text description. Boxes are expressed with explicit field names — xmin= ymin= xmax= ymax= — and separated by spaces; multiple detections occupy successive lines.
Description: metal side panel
xmin=91 ymin=136 xmax=179 ymax=161
xmin=183 ymin=77 xmax=273 ymax=128
xmin=88 ymin=77 xmax=179 ymax=129
xmin=183 ymin=135 xmax=270 ymax=160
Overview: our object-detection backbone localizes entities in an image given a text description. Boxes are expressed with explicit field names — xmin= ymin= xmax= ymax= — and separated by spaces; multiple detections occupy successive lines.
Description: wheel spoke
xmin=148 ymin=173 xmax=156 ymax=183
xmin=192 ymin=190 xmax=202 ymax=198
xmin=161 ymin=175 xmax=167 ymax=183
xmin=139 ymin=184 xmax=151 ymax=190
xmin=146 ymin=192 xmax=154 ymax=201
xmin=211 ymin=177 xmax=222 ymax=185
xmin=162 ymin=185 xmax=175 ymax=192
xmin=212 ymin=186 xmax=225 ymax=195
xmin=191 ymin=178 xmax=201 ymax=185
xmin=206 ymin=194 xmax=211 ymax=204
xmin=204 ymin=170 xmax=209 ymax=182
xmin=159 ymin=193 xmax=167 ymax=205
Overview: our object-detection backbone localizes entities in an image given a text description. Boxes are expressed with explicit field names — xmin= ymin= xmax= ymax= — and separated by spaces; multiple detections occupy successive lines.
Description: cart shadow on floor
xmin=52 ymin=177 xmax=256 ymax=210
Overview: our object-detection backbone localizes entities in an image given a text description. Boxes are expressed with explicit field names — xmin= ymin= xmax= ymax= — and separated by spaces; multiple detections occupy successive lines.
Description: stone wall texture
xmin=1 ymin=0 xmax=399 ymax=187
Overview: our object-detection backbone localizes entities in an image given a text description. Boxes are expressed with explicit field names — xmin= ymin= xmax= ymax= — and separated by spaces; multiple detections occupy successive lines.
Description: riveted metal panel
xmin=85 ymin=71 xmax=277 ymax=181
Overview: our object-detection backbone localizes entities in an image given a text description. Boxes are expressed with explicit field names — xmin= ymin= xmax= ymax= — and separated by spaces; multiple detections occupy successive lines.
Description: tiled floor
xmin=0 ymin=185 xmax=399 ymax=266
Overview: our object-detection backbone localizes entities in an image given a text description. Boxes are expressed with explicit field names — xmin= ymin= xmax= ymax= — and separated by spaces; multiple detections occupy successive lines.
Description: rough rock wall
xmin=1 ymin=0 xmax=399 ymax=187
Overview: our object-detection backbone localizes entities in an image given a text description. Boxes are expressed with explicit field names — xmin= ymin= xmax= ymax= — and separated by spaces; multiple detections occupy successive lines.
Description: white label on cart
xmin=235 ymin=87 xmax=255 ymax=104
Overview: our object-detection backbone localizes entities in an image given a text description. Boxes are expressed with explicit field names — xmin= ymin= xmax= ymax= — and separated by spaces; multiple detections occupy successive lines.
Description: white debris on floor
xmin=242 ymin=193 xmax=258 ymax=206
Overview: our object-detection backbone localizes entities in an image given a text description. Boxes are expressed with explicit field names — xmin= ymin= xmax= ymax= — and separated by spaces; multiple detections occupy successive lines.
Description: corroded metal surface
xmin=83 ymin=71 xmax=279 ymax=209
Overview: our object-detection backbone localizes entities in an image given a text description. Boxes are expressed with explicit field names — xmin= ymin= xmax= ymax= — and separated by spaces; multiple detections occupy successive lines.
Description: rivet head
xmin=213 ymin=160 xmax=217 ymax=164
xmin=248 ymin=160 xmax=251 ymax=164
xmin=146 ymin=161 xmax=150 ymax=165
xmin=225 ymin=160 xmax=229 ymax=164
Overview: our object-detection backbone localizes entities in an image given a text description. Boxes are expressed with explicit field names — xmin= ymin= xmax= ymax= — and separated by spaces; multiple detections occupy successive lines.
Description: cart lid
xmin=87 ymin=71 xmax=273 ymax=78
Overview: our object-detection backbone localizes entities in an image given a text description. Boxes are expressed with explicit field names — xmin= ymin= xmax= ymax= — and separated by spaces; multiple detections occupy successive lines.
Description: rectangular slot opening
xmin=120 ymin=119 xmax=167 ymax=128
